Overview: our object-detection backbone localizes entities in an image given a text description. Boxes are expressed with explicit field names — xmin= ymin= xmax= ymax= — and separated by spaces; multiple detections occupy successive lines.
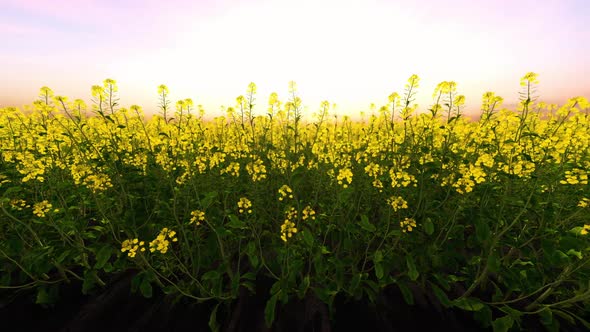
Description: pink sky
xmin=1 ymin=0 xmax=588 ymax=117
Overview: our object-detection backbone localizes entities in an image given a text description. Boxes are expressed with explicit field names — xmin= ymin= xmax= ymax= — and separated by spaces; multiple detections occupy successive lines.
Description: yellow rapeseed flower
xmin=278 ymin=185 xmax=293 ymax=201
xmin=190 ymin=210 xmax=206 ymax=225
xmin=337 ymin=168 xmax=353 ymax=188
xmin=149 ymin=228 xmax=178 ymax=254
xmin=32 ymin=200 xmax=52 ymax=218
xmin=121 ymin=238 xmax=146 ymax=258
xmin=388 ymin=196 xmax=408 ymax=211
xmin=400 ymin=217 xmax=417 ymax=233
xmin=302 ymin=206 xmax=316 ymax=221
xmin=10 ymin=199 xmax=29 ymax=211
xmin=238 ymin=197 xmax=252 ymax=214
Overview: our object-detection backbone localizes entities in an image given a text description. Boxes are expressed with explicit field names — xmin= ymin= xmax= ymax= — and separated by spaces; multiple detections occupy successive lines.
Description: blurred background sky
xmin=1 ymin=0 xmax=588 ymax=118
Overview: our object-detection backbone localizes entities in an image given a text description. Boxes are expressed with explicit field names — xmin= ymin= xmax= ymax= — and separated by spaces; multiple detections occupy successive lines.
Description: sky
xmin=1 ymin=0 xmax=589 ymax=119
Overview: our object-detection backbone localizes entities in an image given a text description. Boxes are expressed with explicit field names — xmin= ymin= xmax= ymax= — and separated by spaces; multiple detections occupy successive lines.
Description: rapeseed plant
xmin=149 ymin=228 xmax=178 ymax=254
xmin=9 ymin=199 xmax=28 ymax=210
xmin=1 ymin=73 xmax=590 ymax=329
xmin=400 ymin=217 xmax=417 ymax=233
xmin=190 ymin=210 xmax=206 ymax=226
xmin=302 ymin=206 xmax=316 ymax=221
xmin=238 ymin=197 xmax=252 ymax=214
xmin=388 ymin=196 xmax=408 ymax=211
xmin=121 ymin=238 xmax=145 ymax=258
xmin=280 ymin=207 xmax=298 ymax=242
xmin=32 ymin=200 xmax=52 ymax=218
xmin=278 ymin=185 xmax=293 ymax=201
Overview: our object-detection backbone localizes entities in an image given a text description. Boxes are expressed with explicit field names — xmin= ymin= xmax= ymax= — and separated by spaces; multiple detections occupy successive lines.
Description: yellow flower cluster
xmin=32 ymin=200 xmax=52 ymax=218
xmin=0 ymin=175 xmax=11 ymax=186
xmin=453 ymin=164 xmax=486 ymax=194
xmin=364 ymin=163 xmax=381 ymax=178
xmin=388 ymin=196 xmax=408 ymax=211
xmin=389 ymin=170 xmax=417 ymax=188
xmin=246 ymin=158 xmax=267 ymax=182
xmin=121 ymin=238 xmax=146 ymax=258
xmin=222 ymin=162 xmax=241 ymax=177
xmin=372 ymin=179 xmax=384 ymax=192
xmin=149 ymin=228 xmax=178 ymax=254
xmin=280 ymin=207 xmax=298 ymax=242
xmin=278 ymin=185 xmax=293 ymax=201
xmin=238 ymin=197 xmax=252 ymax=214
xmin=302 ymin=205 xmax=316 ymax=221
xmin=70 ymin=164 xmax=113 ymax=192
xmin=581 ymin=225 xmax=590 ymax=236
xmin=10 ymin=199 xmax=29 ymax=211
xmin=16 ymin=152 xmax=46 ymax=182
xmin=400 ymin=217 xmax=417 ymax=233
xmin=190 ymin=209 xmax=205 ymax=225
xmin=560 ymin=169 xmax=588 ymax=185
xmin=578 ymin=198 xmax=590 ymax=208
xmin=337 ymin=168 xmax=353 ymax=188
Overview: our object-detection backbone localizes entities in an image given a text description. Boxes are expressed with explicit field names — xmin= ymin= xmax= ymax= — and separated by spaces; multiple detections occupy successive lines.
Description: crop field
xmin=0 ymin=73 xmax=589 ymax=331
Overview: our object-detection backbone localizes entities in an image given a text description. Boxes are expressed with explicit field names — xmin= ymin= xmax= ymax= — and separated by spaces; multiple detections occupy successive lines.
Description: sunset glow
xmin=1 ymin=0 xmax=588 ymax=117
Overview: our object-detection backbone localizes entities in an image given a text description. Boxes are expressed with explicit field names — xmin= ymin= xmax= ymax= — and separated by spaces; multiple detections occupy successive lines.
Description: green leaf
xmin=538 ymin=307 xmax=553 ymax=327
xmin=397 ymin=282 xmax=414 ymax=305
xmin=202 ymin=270 xmax=221 ymax=281
xmin=552 ymin=309 xmax=575 ymax=326
xmin=246 ymin=241 xmax=259 ymax=268
xmin=406 ymin=255 xmax=419 ymax=281
xmin=510 ymin=259 xmax=534 ymax=267
xmin=550 ymin=250 xmax=570 ymax=265
xmin=82 ymin=270 xmax=97 ymax=295
xmin=423 ymin=218 xmax=434 ymax=235
xmin=201 ymin=191 xmax=218 ymax=210
xmin=474 ymin=305 xmax=493 ymax=328
xmin=433 ymin=273 xmax=450 ymax=291
xmin=475 ymin=219 xmax=490 ymax=243
xmin=337 ymin=187 xmax=353 ymax=202
xmin=566 ymin=249 xmax=583 ymax=260
xmin=36 ymin=286 xmax=56 ymax=305
xmin=55 ymin=250 xmax=70 ymax=264
xmin=359 ymin=215 xmax=376 ymax=232
xmin=492 ymin=315 xmax=514 ymax=332
xmin=301 ymin=229 xmax=314 ymax=247
xmin=374 ymin=263 xmax=384 ymax=280
xmin=131 ymin=272 xmax=143 ymax=293
xmin=264 ymin=293 xmax=279 ymax=328
xmin=103 ymin=262 xmax=114 ymax=273
xmin=431 ymin=283 xmax=451 ymax=308
xmin=241 ymin=272 xmax=256 ymax=281
xmin=564 ymin=310 xmax=590 ymax=329
xmin=241 ymin=281 xmax=255 ymax=293
xmin=298 ymin=275 xmax=310 ymax=298
xmin=373 ymin=250 xmax=383 ymax=263
xmin=94 ymin=246 xmax=112 ymax=269
xmin=208 ymin=303 xmax=220 ymax=332
xmin=452 ymin=297 xmax=484 ymax=311
xmin=500 ymin=305 xmax=523 ymax=320
xmin=140 ymin=278 xmax=153 ymax=298
xmin=350 ymin=273 xmax=362 ymax=292
xmin=227 ymin=214 xmax=246 ymax=229
xmin=487 ymin=251 xmax=501 ymax=273
xmin=249 ymin=254 xmax=259 ymax=268
xmin=270 ymin=280 xmax=282 ymax=295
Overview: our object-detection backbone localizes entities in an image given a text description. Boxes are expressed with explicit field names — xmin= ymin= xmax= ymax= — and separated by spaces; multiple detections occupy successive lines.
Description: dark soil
xmin=0 ymin=271 xmax=586 ymax=331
